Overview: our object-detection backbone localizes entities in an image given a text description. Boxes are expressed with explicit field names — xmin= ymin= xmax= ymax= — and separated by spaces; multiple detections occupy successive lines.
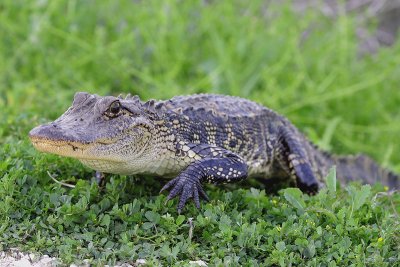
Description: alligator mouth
xmin=29 ymin=124 xmax=140 ymax=163
xmin=29 ymin=136 xmax=94 ymax=159
xmin=29 ymin=136 xmax=126 ymax=163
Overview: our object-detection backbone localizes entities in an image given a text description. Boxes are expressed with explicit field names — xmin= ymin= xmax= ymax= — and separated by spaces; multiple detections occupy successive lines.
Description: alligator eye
xmin=106 ymin=101 xmax=122 ymax=117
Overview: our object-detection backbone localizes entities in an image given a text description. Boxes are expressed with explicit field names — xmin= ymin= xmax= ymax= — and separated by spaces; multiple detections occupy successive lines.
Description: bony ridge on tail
xmin=29 ymin=92 xmax=399 ymax=213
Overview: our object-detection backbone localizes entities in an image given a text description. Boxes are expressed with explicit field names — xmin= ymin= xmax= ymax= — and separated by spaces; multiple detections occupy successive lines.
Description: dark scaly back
xmin=154 ymin=94 xmax=281 ymax=163
xmin=334 ymin=154 xmax=399 ymax=190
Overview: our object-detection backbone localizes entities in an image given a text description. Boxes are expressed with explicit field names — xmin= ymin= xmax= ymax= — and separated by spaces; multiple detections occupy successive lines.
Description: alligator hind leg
xmin=277 ymin=127 xmax=320 ymax=193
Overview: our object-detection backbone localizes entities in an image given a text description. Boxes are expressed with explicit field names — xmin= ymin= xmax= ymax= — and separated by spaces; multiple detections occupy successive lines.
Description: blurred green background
xmin=0 ymin=0 xmax=399 ymax=265
xmin=1 ymin=0 xmax=399 ymax=168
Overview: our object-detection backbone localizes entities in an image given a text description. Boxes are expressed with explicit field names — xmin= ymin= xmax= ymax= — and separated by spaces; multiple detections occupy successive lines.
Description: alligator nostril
xmin=52 ymin=124 xmax=57 ymax=128
xmin=80 ymin=118 xmax=84 ymax=121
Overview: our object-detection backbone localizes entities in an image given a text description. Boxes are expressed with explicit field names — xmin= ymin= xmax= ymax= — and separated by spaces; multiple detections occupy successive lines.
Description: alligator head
xmin=29 ymin=92 xmax=159 ymax=174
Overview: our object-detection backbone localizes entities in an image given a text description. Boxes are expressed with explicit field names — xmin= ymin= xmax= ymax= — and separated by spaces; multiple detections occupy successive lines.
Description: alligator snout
xmin=29 ymin=123 xmax=64 ymax=141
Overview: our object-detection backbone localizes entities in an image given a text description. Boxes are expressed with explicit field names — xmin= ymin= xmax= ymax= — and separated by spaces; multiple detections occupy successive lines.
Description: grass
xmin=0 ymin=0 xmax=399 ymax=265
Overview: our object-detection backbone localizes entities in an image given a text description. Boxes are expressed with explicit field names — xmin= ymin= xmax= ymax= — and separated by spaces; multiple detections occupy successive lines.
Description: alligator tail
xmin=334 ymin=154 xmax=399 ymax=190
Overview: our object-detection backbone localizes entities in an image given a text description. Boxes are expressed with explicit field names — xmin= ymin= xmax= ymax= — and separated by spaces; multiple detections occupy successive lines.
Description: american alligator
xmin=29 ymin=92 xmax=399 ymax=212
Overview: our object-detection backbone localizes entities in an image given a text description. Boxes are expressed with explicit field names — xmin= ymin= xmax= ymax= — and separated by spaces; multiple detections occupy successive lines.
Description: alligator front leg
xmin=160 ymin=153 xmax=248 ymax=213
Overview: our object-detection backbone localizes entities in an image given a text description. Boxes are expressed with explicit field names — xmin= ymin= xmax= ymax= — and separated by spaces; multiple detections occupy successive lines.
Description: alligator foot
xmin=95 ymin=171 xmax=107 ymax=187
xmin=297 ymin=178 xmax=320 ymax=195
xmin=160 ymin=174 xmax=209 ymax=213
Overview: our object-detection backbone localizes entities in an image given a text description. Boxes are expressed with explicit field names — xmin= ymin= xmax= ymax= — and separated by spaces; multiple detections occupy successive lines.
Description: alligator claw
xmin=160 ymin=175 xmax=208 ymax=213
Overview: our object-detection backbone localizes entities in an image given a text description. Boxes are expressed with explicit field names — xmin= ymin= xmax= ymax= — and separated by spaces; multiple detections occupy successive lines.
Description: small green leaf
xmin=276 ymin=241 xmax=286 ymax=251
xmin=49 ymin=193 xmax=60 ymax=206
xmin=326 ymin=166 xmax=337 ymax=193
xmin=308 ymin=207 xmax=337 ymax=222
xmin=175 ymin=215 xmax=185 ymax=226
xmin=145 ymin=211 xmax=160 ymax=224
xmin=283 ymin=188 xmax=306 ymax=211
xmin=316 ymin=226 xmax=322 ymax=235
xmin=142 ymin=222 xmax=154 ymax=230
xmin=100 ymin=214 xmax=111 ymax=227
xmin=353 ymin=185 xmax=371 ymax=210
xmin=304 ymin=240 xmax=316 ymax=258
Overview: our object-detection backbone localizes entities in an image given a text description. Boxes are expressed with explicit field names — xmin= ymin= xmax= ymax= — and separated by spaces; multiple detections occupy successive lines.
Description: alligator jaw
xmin=29 ymin=122 xmax=96 ymax=160
xmin=29 ymin=136 xmax=93 ymax=159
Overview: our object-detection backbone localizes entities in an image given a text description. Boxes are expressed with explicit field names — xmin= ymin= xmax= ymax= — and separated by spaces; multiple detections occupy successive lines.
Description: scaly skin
xmin=29 ymin=92 xmax=399 ymax=212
